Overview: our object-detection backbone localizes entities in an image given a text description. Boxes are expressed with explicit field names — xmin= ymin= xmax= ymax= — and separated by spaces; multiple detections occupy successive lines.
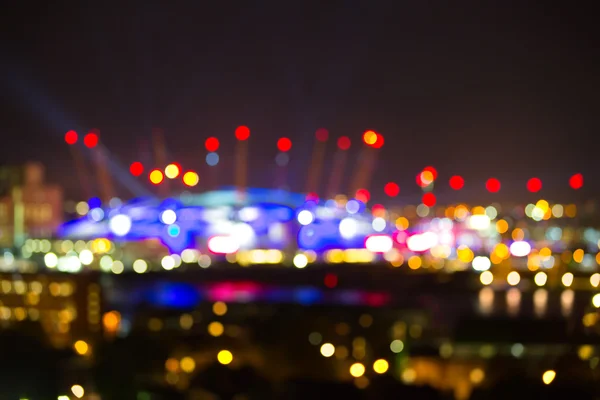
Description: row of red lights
xmin=65 ymin=130 xmax=98 ymax=148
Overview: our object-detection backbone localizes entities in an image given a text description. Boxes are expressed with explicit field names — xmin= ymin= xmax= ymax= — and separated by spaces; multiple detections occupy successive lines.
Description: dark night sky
xmin=1 ymin=1 xmax=598 ymax=203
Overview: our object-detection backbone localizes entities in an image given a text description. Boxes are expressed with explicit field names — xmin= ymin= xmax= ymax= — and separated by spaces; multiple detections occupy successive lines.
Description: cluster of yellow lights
xmin=235 ymin=249 xmax=283 ymax=265
xmin=325 ymin=249 xmax=375 ymax=264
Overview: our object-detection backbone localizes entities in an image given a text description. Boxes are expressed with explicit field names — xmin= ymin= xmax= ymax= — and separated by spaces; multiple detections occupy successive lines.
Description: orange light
xmin=149 ymin=169 xmax=164 ymax=185
xmin=165 ymin=163 xmax=180 ymax=179
xmin=363 ymin=130 xmax=377 ymax=145
xmin=102 ymin=311 xmax=121 ymax=332
xmin=182 ymin=171 xmax=199 ymax=187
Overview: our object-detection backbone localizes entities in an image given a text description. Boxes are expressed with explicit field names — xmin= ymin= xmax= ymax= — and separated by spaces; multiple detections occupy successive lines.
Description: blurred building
xmin=0 ymin=162 xmax=63 ymax=248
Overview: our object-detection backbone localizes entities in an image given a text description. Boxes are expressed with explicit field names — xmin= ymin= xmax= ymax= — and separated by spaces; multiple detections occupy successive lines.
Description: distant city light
xmin=65 ymin=130 xmax=78 ymax=145
xmin=205 ymin=137 xmax=220 ymax=152
xmin=292 ymin=253 xmax=307 ymax=268
xmin=315 ymin=128 xmax=329 ymax=142
xmin=355 ymin=189 xmax=370 ymax=203
xmin=384 ymin=182 xmax=400 ymax=197
xmin=129 ymin=161 xmax=144 ymax=176
xmin=277 ymin=137 xmax=292 ymax=152
xmin=337 ymin=136 xmax=351 ymax=150
xmin=206 ymin=152 xmax=219 ymax=166
xmin=449 ymin=175 xmax=464 ymax=190
xmin=109 ymin=214 xmax=132 ymax=236
xmin=422 ymin=192 xmax=436 ymax=207
xmin=182 ymin=171 xmax=199 ymax=187
xmin=569 ymin=173 xmax=583 ymax=189
xmin=149 ymin=169 xmax=164 ymax=185
xmin=165 ymin=163 xmax=180 ymax=179
xmin=235 ymin=125 xmax=250 ymax=141
xmin=527 ymin=177 xmax=542 ymax=192
xmin=83 ymin=132 xmax=98 ymax=148
xmin=486 ymin=178 xmax=501 ymax=193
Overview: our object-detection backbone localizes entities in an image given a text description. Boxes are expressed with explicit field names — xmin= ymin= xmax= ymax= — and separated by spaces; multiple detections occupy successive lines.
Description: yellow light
xmin=373 ymin=359 xmax=389 ymax=374
xmin=494 ymin=243 xmax=510 ymax=259
xmin=457 ymin=245 xmax=474 ymax=263
xmin=471 ymin=206 xmax=485 ymax=215
xmin=180 ymin=356 xmax=196 ymax=373
xmin=480 ymin=271 xmax=493 ymax=285
xmin=420 ymin=170 xmax=434 ymax=184
xmin=496 ymin=219 xmax=509 ymax=234
xmin=71 ymin=384 xmax=85 ymax=399
xmin=208 ymin=321 xmax=224 ymax=337
xmin=534 ymin=272 xmax=547 ymax=286
xmin=578 ymin=345 xmax=593 ymax=360
xmin=165 ymin=357 xmax=179 ymax=372
xmin=213 ymin=301 xmax=228 ymax=316
xmin=507 ymin=271 xmax=520 ymax=286
xmin=395 ymin=217 xmax=409 ymax=230
xmin=535 ymin=199 xmax=549 ymax=212
xmin=565 ymin=204 xmax=577 ymax=218
xmin=583 ymin=313 xmax=597 ymax=327
xmin=164 ymin=163 xmax=180 ymax=179
xmin=73 ymin=340 xmax=89 ymax=356
xmin=469 ymin=368 xmax=485 ymax=384
xmin=182 ymin=171 xmax=199 ymax=187
xmin=592 ymin=294 xmax=600 ymax=308
xmin=573 ymin=249 xmax=584 ymax=263
xmin=401 ymin=367 xmax=416 ymax=383
xmin=408 ymin=256 xmax=422 ymax=269
xmin=363 ymin=130 xmax=377 ymax=145
xmin=349 ymin=362 xmax=365 ymax=377
xmin=561 ymin=272 xmax=574 ymax=287
xmin=217 ymin=350 xmax=233 ymax=365
xmin=320 ymin=343 xmax=335 ymax=357
xmin=511 ymin=228 xmax=524 ymax=241
xmin=542 ymin=370 xmax=556 ymax=385
xmin=149 ymin=169 xmax=164 ymax=184
xmin=180 ymin=314 xmax=194 ymax=330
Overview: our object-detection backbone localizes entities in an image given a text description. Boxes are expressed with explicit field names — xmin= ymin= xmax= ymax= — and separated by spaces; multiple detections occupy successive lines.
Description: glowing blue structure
xmin=58 ymin=187 xmax=390 ymax=254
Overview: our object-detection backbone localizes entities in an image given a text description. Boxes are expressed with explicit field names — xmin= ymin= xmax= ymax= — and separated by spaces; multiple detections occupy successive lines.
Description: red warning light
xmin=449 ymin=175 xmax=464 ymax=190
xmin=569 ymin=173 xmax=583 ymax=189
xmin=526 ymin=177 xmax=542 ymax=193
xmin=355 ymin=188 xmax=371 ymax=203
xmin=324 ymin=273 xmax=338 ymax=288
xmin=235 ymin=125 xmax=250 ymax=141
xmin=486 ymin=178 xmax=501 ymax=193
xmin=65 ymin=130 xmax=78 ymax=145
xmin=306 ymin=192 xmax=319 ymax=202
xmin=337 ymin=136 xmax=351 ymax=150
xmin=315 ymin=128 xmax=329 ymax=142
xmin=205 ymin=137 xmax=220 ymax=152
xmin=277 ymin=137 xmax=292 ymax=152
xmin=422 ymin=192 xmax=436 ymax=207
xmin=384 ymin=182 xmax=400 ymax=197
xmin=83 ymin=133 xmax=98 ymax=148
xmin=129 ymin=162 xmax=144 ymax=177
xmin=372 ymin=133 xmax=384 ymax=149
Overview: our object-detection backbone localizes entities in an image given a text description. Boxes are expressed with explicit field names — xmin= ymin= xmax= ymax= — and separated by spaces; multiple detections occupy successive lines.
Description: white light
xmin=372 ymin=217 xmax=386 ymax=232
xmin=239 ymin=207 xmax=259 ymax=222
xmin=406 ymin=232 xmax=438 ymax=252
xmin=99 ymin=255 xmax=113 ymax=272
xmin=590 ymin=273 xmax=600 ymax=288
xmin=208 ymin=236 xmax=239 ymax=254
xmin=534 ymin=271 xmax=548 ymax=286
xmin=58 ymin=255 xmax=82 ymax=273
xmin=346 ymin=200 xmax=360 ymax=214
xmin=111 ymin=260 xmax=124 ymax=274
xmin=181 ymin=249 xmax=199 ymax=263
xmin=71 ymin=384 xmax=84 ymax=399
xmin=109 ymin=214 xmax=132 ymax=236
xmin=78 ymin=249 xmax=94 ymax=266
xmin=472 ymin=256 xmax=491 ymax=271
xmin=160 ymin=209 xmax=177 ymax=225
xmin=3 ymin=251 xmax=14 ymax=265
xmin=89 ymin=207 xmax=104 ymax=222
xmin=561 ymin=272 xmax=574 ymax=287
xmin=507 ymin=271 xmax=521 ymax=286
xmin=161 ymin=256 xmax=175 ymax=270
xmin=198 ymin=254 xmax=211 ymax=268
xmin=510 ymin=241 xmax=531 ymax=257
xmin=293 ymin=254 xmax=308 ymax=268
xmin=339 ymin=218 xmax=358 ymax=239
xmin=467 ymin=215 xmax=491 ymax=230
xmin=132 ymin=259 xmax=148 ymax=273
xmin=297 ymin=210 xmax=314 ymax=225
xmin=592 ymin=293 xmax=600 ymax=308
xmin=231 ymin=223 xmax=255 ymax=248
xmin=365 ymin=235 xmax=393 ymax=253
xmin=44 ymin=252 xmax=58 ymax=268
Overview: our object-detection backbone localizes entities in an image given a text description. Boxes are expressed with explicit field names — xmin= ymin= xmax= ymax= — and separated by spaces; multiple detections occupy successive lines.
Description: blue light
xmin=145 ymin=283 xmax=201 ymax=309
xmin=346 ymin=199 xmax=361 ymax=214
xmin=294 ymin=287 xmax=323 ymax=305
xmin=167 ymin=224 xmax=181 ymax=237
xmin=206 ymin=152 xmax=219 ymax=166
xmin=88 ymin=197 xmax=101 ymax=209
